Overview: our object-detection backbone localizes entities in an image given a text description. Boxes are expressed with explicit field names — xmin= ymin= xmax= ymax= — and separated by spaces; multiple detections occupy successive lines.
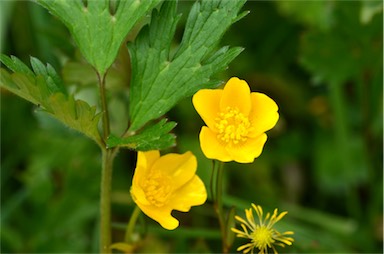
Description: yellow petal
xmin=137 ymin=203 xmax=179 ymax=230
xmin=249 ymin=92 xmax=279 ymax=137
xmin=135 ymin=151 xmax=160 ymax=180
xmin=130 ymin=178 xmax=150 ymax=206
xmin=131 ymin=151 xmax=161 ymax=206
xmin=226 ymin=134 xmax=267 ymax=163
xmin=151 ymin=151 xmax=197 ymax=189
xmin=220 ymin=77 xmax=251 ymax=115
xmin=192 ymin=89 xmax=222 ymax=130
xmin=170 ymin=175 xmax=207 ymax=212
xmin=199 ymin=126 xmax=232 ymax=162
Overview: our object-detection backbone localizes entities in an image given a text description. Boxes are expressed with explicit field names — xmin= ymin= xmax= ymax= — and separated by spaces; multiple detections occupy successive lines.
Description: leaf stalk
xmin=97 ymin=72 xmax=110 ymax=141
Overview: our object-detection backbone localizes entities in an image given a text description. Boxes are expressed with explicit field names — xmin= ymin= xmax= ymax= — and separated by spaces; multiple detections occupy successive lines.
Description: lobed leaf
xmin=0 ymin=55 xmax=102 ymax=144
xmin=107 ymin=119 xmax=176 ymax=151
xmin=37 ymin=0 xmax=161 ymax=76
xmin=128 ymin=0 xmax=247 ymax=131
xmin=0 ymin=55 xmax=34 ymax=75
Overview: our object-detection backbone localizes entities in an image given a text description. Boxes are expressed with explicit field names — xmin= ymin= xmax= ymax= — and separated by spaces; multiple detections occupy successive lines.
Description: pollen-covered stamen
xmin=142 ymin=170 xmax=173 ymax=207
xmin=215 ymin=107 xmax=251 ymax=145
xmin=251 ymin=226 xmax=275 ymax=249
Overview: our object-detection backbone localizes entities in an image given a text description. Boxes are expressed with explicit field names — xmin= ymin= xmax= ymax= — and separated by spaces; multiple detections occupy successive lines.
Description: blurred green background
xmin=1 ymin=0 xmax=383 ymax=253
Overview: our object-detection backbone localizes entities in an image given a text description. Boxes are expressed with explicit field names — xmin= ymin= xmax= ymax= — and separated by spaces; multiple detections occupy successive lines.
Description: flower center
xmin=142 ymin=170 xmax=173 ymax=207
xmin=251 ymin=226 xmax=274 ymax=249
xmin=215 ymin=107 xmax=251 ymax=145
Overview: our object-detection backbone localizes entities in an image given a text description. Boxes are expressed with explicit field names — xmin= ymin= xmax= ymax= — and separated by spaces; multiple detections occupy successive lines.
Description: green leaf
xmin=37 ymin=0 xmax=161 ymax=76
xmin=1 ymin=55 xmax=52 ymax=105
xmin=30 ymin=56 xmax=67 ymax=95
xmin=107 ymin=119 xmax=176 ymax=151
xmin=0 ymin=55 xmax=33 ymax=75
xmin=0 ymin=55 xmax=102 ymax=144
xmin=47 ymin=93 xmax=101 ymax=143
xmin=128 ymin=0 xmax=246 ymax=131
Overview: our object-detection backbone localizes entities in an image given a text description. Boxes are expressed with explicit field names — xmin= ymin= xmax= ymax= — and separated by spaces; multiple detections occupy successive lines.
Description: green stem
xmin=100 ymin=148 xmax=114 ymax=253
xmin=124 ymin=205 xmax=141 ymax=243
xmin=97 ymin=70 xmax=113 ymax=253
xmin=212 ymin=160 xmax=228 ymax=253
xmin=210 ymin=160 xmax=217 ymax=201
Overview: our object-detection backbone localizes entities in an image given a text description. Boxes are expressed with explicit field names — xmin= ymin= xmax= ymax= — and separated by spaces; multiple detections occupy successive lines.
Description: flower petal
xmin=226 ymin=134 xmax=267 ymax=163
xmin=170 ymin=175 xmax=207 ymax=212
xmin=192 ymin=89 xmax=222 ymax=130
xmin=220 ymin=77 xmax=251 ymax=115
xmin=131 ymin=178 xmax=150 ymax=206
xmin=136 ymin=151 xmax=160 ymax=178
xmin=152 ymin=151 xmax=197 ymax=189
xmin=137 ymin=203 xmax=179 ymax=230
xmin=199 ymin=126 xmax=232 ymax=162
xmin=249 ymin=92 xmax=279 ymax=136
xmin=131 ymin=151 xmax=161 ymax=206
xmin=131 ymin=151 xmax=161 ymax=205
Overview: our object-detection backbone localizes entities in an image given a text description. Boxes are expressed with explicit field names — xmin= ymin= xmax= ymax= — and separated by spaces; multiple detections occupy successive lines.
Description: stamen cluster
xmin=232 ymin=204 xmax=294 ymax=254
xmin=215 ymin=107 xmax=251 ymax=145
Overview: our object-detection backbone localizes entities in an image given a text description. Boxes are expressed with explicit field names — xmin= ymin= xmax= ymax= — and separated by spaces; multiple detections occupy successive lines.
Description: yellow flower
xmin=232 ymin=204 xmax=294 ymax=254
xmin=192 ymin=77 xmax=279 ymax=163
xmin=130 ymin=150 xmax=207 ymax=230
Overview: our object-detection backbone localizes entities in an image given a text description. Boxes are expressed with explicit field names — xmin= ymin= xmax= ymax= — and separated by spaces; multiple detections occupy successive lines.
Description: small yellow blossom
xmin=232 ymin=204 xmax=294 ymax=254
xmin=130 ymin=150 xmax=207 ymax=230
xmin=192 ymin=77 xmax=279 ymax=163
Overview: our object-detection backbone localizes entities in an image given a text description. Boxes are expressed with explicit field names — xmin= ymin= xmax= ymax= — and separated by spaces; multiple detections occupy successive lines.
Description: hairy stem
xmin=212 ymin=160 xmax=228 ymax=253
xmin=97 ymin=70 xmax=113 ymax=253
xmin=100 ymin=148 xmax=114 ymax=253
xmin=125 ymin=205 xmax=141 ymax=243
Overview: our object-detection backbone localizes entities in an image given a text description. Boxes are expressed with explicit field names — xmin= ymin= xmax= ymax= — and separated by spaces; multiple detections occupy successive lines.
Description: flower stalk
xmin=100 ymin=148 xmax=114 ymax=253
xmin=212 ymin=160 xmax=230 ymax=253
xmin=125 ymin=205 xmax=141 ymax=243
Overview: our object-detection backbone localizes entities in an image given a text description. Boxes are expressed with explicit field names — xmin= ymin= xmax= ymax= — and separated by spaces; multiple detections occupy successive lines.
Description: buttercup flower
xmin=192 ymin=77 xmax=279 ymax=163
xmin=231 ymin=204 xmax=294 ymax=254
xmin=130 ymin=150 xmax=207 ymax=230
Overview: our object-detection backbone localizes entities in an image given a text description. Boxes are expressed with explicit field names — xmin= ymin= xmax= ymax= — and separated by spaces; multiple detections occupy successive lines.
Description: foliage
xmin=0 ymin=55 xmax=102 ymax=144
xmin=128 ymin=0 xmax=246 ymax=131
xmin=1 ymin=0 xmax=382 ymax=253
xmin=37 ymin=0 xmax=161 ymax=76
xmin=1 ymin=96 xmax=101 ymax=252
xmin=107 ymin=119 xmax=177 ymax=151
